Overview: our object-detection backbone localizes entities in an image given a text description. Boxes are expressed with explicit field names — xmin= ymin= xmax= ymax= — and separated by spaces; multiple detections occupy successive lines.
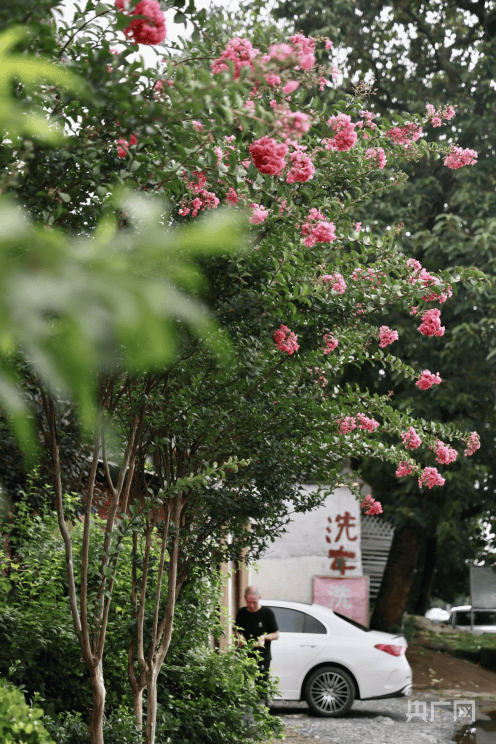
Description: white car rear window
xmin=267 ymin=606 xmax=327 ymax=634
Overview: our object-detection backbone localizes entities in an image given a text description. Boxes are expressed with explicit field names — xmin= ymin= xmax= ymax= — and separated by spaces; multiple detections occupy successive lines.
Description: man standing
xmin=235 ymin=586 xmax=279 ymax=701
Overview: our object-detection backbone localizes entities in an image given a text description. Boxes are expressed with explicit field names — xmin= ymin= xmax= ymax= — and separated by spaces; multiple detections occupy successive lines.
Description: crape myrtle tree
xmin=272 ymin=0 xmax=496 ymax=626
xmin=0 ymin=0 xmax=485 ymax=742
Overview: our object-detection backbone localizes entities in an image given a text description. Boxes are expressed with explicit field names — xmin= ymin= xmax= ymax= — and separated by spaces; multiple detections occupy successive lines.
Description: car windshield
xmin=333 ymin=610 xmax=371 ymax=632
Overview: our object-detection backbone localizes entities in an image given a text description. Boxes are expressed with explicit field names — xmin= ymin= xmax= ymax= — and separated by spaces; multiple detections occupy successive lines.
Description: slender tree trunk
xmin=370 ymin=518 xmax=424 ymax=632
xmin=145 ymin=669 xmax=158 ymax=744
xmin=133 ymin=687 xmax=143 ymax=730
xmin=89 ymin=660 xmax=106 ymax=744
xmin=413 ymin=534 xmax=438 ymax=616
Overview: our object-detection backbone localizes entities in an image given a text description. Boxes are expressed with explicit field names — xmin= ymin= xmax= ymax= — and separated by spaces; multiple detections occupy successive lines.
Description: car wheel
xmin=304 ymin=666 xmax=355 ymax=717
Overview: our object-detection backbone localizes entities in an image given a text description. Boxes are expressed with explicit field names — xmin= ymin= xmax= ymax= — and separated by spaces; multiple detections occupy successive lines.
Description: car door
xmin=266 ymin=606 xmax=329 ymax=699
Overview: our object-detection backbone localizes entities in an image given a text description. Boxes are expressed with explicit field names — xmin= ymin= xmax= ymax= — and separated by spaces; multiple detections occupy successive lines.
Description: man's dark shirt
xmin=235 ymin=605 xmax=278 ymax=666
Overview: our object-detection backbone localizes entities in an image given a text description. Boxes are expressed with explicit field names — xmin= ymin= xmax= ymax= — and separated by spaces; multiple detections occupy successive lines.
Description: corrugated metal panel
xmin=361 ymin=515 xmax=394 ymax=602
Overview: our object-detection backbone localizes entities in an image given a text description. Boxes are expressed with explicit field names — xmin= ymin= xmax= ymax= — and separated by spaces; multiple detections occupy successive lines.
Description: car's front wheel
xmin=304 ymin=665 xmax=355 ymax=717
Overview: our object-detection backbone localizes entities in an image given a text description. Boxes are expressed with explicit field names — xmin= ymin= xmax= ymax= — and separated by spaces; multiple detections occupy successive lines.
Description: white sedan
xmin=261 ymin=599 xmax=412 ymax=716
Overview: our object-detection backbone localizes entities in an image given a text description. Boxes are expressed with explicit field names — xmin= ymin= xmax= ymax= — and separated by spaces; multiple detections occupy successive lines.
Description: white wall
xmin=253 ymin=483 xmax=363 ymax=603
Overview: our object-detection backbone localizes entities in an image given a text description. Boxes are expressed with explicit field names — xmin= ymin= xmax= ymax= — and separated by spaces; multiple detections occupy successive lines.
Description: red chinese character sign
xmin=313 ymin=575 xmax=369 ymax=626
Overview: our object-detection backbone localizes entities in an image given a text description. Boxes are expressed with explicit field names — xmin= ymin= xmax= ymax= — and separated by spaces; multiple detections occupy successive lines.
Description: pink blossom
xmin=464 ymin=432 xmax=480 ymax=456
xmin=407 ymin=258 xmax=422 ymax=272
xmin=434 ymin=440 xmax=458 ymax=465
xmin=396 ymin=459 xmax=416 ymax=477
xmin=401 ymin=427 xmax=422 ymax=450
xmin=321 ymin=273 xmax=346 ymax=294
xmin=410 ymin=306 xmax=418 ymax=316
xmin=365 ymin=147 xmax=387 ymax=169
xmin=286 ymin=150 xmax=315 ymax=183
xmin=273 ymin=324 xmax=299 ymax=354
xmin=226 ymin=187 xmax=239 ymax=205
xmin=355 ymin=222 xmax=362 ymax=232
xmin=418 ymin=308 xmax=445 ymax=337
xmin=415 ymin=370 xmax=442 ymax=390
xmin=268 ymin=43 xmax=294 ymax=61
xmin=325 ymin=113 xmax=357 ymax=151
xmin=129 ymin=133 xmax=137 ymax=145
xmin=211 ymin=37 xmax=259 ymax=78
xmin=386 ymin=123 xmax=422 ymax=145
xmin=361 ymin=494 xmax=383 ymax=515
xmin=324 ymin=37 xmax=333 ymax=49
xmin=289 ymin=33 xmax=316 ymax=70
xmin=115 ymin=0 xmax=166 ymax=45
xmin=322 ymin=333 xmax=338 ymax=354
xmin=431 ymin=116 xmax=442 ymax=128
xmin=338 ymin=417 xmax=356 ymax=434
xmin=278 ymin=198 xmax=288 ymax=215
xmin=301 ymin=208 xmax=336 ymax=247
xmin=265 ymin=73 xmax=281 ymax=87
xmin=192 ymin=120 xmax=203 ymax=131
xmin=443 ymin=105 xmax=456 ymax=120
xmin=359 ymin=110 xmax=377 ymax=128
xmin=309 ymin=367 xmax=328 ymax=387
xmin=117 ymin=138 xmax=128 ymax=158
xmin=249 ymin=136 xmax=288 ymax=176
xmin=379 ymin=326 xmax=399 ymax=348
xmin=357 ymin=413 xmax=379 ymax=432
xmin=418 ymin=466 xmax=445 ymax=489
xmin=249 ymin=203 xmax=269 ymax=224
xmin=282 ymin=80 xmax=299 ymax=94
xmin=444 ymin=146 xmax=478 ymax=169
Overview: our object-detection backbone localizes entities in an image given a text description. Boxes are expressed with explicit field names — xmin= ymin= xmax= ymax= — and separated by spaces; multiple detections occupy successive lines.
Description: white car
xmin=425 ymin=607 xmax=451 ymax=623
xmin=261 ymin=599 xmax=412 ymax=717
xmin=450 ymin=605 xmax=496 ymax=634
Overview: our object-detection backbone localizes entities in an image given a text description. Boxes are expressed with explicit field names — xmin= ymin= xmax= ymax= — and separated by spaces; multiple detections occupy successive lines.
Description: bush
xmin=156 ymin=645 xmax=283 ymax=744
xmin=0 ymin=681 xmax=54 ymax=744
xmin=43 ymin=708 xmax=141 ymax=744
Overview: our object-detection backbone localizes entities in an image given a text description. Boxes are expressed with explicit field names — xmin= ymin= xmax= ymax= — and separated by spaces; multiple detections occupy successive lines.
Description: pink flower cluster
xmin=357 ymin=414 xmax=379 ymax=432
xmin=273 ymin=324 xmax=299 ymax=354
xmin=226 ymin=187 xmax=239 ymax=205
xmin=418 ymin=308 xmax=445 ymax=337
xmin=249 ymin=203 xmax=269 ymax=224
xmin=211 ymin=37 xmax=259 ymax=78
xmin=286 ymin=149 xmax=315 ymax=183
xmin=365 ymin=147 xmax=387 ymax=169
xmin=325 ymin=114 xmax=357 ymax=152
xmin=115 ymin=0 xmax=166 ymax=45
xmin=288 ymin=33 xmax=316 ymax=70
xmin=321 ymin=273 xmax=346 ymax=294
xmin=435 ymin=440 xmax=458 ymax=465
xmin=301 ymin=208 xmax=336 ymax=247
xmin=338 ymin=416 xmax=356 ymax=434
xmin=401 ymin=427 xmax=422 ymax=450
xmin=271 ymin=103 xmax=312 ymax=141
xmin=426 ymin=103 xmax=456 ymax=128
xmin=179 ymin=169 xmax=219 ymax=217
xmin=338 ymin=414 xmax=378 ymax=434
xmin=361 ymin=494 xmax=383 ymax=515
xmin=379 ymin=326 xmax=399 ymax=348
xmin=464 ymin=432 xmax=480 ymax=456
xmin=418 ymin=466 xmax=445 ymax=489
xmin=415 ymin=370 xmax=442 ymax=390
xmin=386 ymin=123 xmax=422 ymax=145
xmin=396 ymin=459 xmax=416 ymax=477
xmin=322 ymin=333 xmax=338 ymax=354
xmin=116 ymin=133 xmax=137 ymax=158
xmin=249 ymin=136 xmax=288 ymax=176
xmin=309 ymin=367 xmax=328 ymax=387
xmin=444 ymin=146 xmax=478 ymax=169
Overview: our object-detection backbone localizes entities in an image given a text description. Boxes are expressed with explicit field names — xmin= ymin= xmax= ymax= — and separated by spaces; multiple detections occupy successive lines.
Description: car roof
xmin=260 ymin=598 xmax=337 ymax=620
xmin=451 ymin=606 xmax=472 ymax=612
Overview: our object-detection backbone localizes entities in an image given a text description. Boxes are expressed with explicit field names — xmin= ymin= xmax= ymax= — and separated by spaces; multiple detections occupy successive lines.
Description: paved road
xmin=269 ymin=692 xmax=494 ymax=744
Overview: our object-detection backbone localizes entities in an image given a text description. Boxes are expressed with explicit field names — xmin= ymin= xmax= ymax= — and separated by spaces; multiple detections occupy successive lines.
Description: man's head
xmin=245 ymin=586 xmax=261 ymax=613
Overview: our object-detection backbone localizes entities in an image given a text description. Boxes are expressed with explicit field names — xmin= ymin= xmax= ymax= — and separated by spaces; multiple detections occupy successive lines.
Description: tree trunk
xmin=413 ymin=534 xmax=438 ymax=616
xmin=89 ymin=660 xmax=106 ymax=744
xmin=144 ymin=669 xmax=158 ymax=744
xmin=370 ymin=518 xmax=424 ymax=632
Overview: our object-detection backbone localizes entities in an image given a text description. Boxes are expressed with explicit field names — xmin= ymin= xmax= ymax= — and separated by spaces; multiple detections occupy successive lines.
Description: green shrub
xmin=0 ymin=682 xmax=54 ymax=744
xmin=43 ymin=708 xmax=141 ymax=744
